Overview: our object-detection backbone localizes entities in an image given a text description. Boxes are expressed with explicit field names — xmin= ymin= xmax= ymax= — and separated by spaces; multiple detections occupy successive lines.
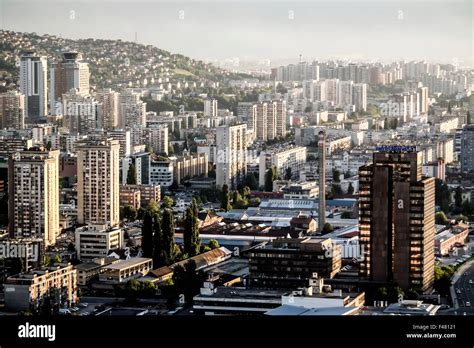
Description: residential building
xmin=4 ymin=263 xmax=77 ymax=311
xmin=461 ymin=125 xmax=474 ymax=173
xmin=50 ymin=52 xmax=90 ymax=113
xmin=259 ymin=146 xmax=307 ymax=187
xmin=172 ymin=152 xmax=208 ymax=185
xmin=8 ymin=148 xmax=59 ymax=246
xmin=150 ymin=159 xmax=173 ymax=187
xmin=99 ymin=257 xmax=152 ymax=283
xmin=358 ymin=147 xmax=435 ymax=293
xmin=204 ymin=97 xmax=218 ymax=117
xmin=216 ymin=124 xmax=247 ymax=188
xmin=75 ymin=225 xmax=124 ymax=260
xmin=95 ymin=88 xmax=120 ymax=129
xmin=246 ymin=238 xmax=342 ymax=289
xmin=76 ymin=137 xmax=120 ymax=226
xmin=0 ymin=91 xmax=25 ymax=129
xmin=19 ymin=51 xmax=48 ymax=120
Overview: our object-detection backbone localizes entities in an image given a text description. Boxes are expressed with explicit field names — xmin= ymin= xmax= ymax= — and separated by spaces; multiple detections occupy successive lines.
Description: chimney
xmin=318 ymin=130 xmax=326 ymax=233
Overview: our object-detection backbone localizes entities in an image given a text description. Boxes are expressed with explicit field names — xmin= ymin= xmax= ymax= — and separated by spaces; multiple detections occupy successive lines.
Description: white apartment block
xmin=204 ymin=98 xmax=218 ymax=117
xmin=352 ymin=83 xmax=367 ymax=112
xmin=8 ymin=148 xmax=60 ymax=246
xmin=150 ymin=160 xmax=174 ymax=187
xmin=216 ymin=124 xmax=247 ymax=188
xmin=258 ymin=146 xmax=307 ymax=187
xmin=76 ymin=137 xmax=120 ymax=226
xmin=75 ymin=224 xmax=124 ymax=261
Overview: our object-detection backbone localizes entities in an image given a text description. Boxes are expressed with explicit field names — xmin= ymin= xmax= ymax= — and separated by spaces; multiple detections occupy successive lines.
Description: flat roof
xmin=265 ymin=305 xmax=359 ymax=316
xmin=104 ymin=257 xmax=151 ymax=270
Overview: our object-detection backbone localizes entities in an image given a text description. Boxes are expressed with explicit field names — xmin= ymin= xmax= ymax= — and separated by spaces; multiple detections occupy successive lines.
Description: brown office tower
xmin=358 ymin=146 xmax=435 ymax=293
xmin=318 ymin=131 xmax=326 ymax=234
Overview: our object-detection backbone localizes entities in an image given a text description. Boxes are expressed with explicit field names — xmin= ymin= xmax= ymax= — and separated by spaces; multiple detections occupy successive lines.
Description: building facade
xmin=358 ymin=148 xmax=435 ymax=292
xmin=216 ymin=124 xmax=247 ymax=189
xmin=19 ymin=52 xmax=48 ymax=120
xmin=76 ymin=137 xmax=120 ymax=226
xmin=8 ymin=148 xmax=60 ymax=246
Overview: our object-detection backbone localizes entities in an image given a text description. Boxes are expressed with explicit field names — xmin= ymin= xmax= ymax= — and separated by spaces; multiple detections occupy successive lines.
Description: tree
xmin=46 ymin=141 xmax=52 ymax=151
xmin=435 ymin=179 xmax=450 ymax=212
xmin=152 ymin=211 xmax=163 ymax=267
xmin=264 ymin=167 xmax=277 ymax=192
xmin=331 ymin=184 xmax=343 ymax=196
xmin=322 ymin=223 xmax=333 ymax=234
xmin=447 ymin=101 xmax=452 ymax=114
xmin=208 ymin=239 xmax=219 ymax=249
xmin=244 ymin=173 xmax=258 ymax=190
xmin=162 ymin=196 xmax=174 ymax=209
xmin=347 ymin=182 xmax=354 ymax=195
xmin=126 ymin=164 xmax=137 ymax=185
xmin=467 ymin=111 xmax=471 ymax=125
xmin=375 ymin=287 xmax=388 ymax=300
xmin=232 ymin=190 xmax=248 ymax=209
xmin=161 ymin=209 xmax=176 ymax=265
xmin=332 ymin=169 xmax=341 ymax=183
xmin=341 ymin=211 xmax=352 ymax=219
xmin=172 ymin=260 xmax=205 ymax=304
xmin=454 ymin=186 xmax=463 ymax=209
xmin=141 ymin=210 xmax=154 ymax=258
xmin=183 ymin=199 xmax=200 ymax=257
xmin=221 ymin=184 xmax=232 ymax=211
xmin=284 ymin=167 xmax=292 ymax=180
xmin=121 ymin=205 xmax=137 ymax=221
xmin=435 ymin=211 xmax=449 ymax=225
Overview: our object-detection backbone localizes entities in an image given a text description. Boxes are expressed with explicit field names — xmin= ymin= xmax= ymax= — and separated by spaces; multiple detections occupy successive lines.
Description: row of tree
xmin=141 ymin=198 xmax=202 ymax=267
xmin=220 ymin=184 xmax=260 ymax=212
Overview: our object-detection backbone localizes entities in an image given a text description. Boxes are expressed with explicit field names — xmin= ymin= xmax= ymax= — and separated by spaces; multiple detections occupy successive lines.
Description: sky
xmin=1 ymin=0 xmax=473 ymax=65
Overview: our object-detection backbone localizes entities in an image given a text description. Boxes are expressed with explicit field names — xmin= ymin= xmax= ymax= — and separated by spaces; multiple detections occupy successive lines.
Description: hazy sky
xmin=1 ymin=0 xmax=472 ymax=64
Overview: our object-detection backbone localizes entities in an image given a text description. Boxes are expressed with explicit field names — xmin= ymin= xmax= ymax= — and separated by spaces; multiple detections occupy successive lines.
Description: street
xmin=452 ymin=261 xmax=474 ymax=315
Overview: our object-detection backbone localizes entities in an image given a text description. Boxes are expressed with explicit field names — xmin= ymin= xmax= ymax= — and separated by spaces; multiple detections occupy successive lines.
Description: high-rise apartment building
xmin=96 ymin=88 xmax=120 ymax=129
xmin=76 ymin=137 xmax=120 ymax=226
xmin=216 ymin=124 xmax=247 ymax=188
xmin=8 ymin=148 xmax=59 ymax=246
xmin=460 ymin=125 xmax=474 ymax=173
xmin=118 ymin=91 xmax=146 ymax=128
xmin=352 ymin=83 xmax=367 ymax=112
xmin=237 ymin=102 xmax=257 ymax=131
xmin=256 ymin=102 xmax=267 ymax=141
xmin=325 ymin=79 xmax=339 ymax=104
xmin=146 ymin=125 xmax=169 ymax=155
xmin=204 ymin=97 xmax=218 ymax=117
xmin=19 ymin=51 xmax=48 ymax=120
xmin=358 ymin=147 xmax=435 ymax=292
xmin=275 ymin=100 xmax=287 ymax=138
xmin=50 ymin=52 xmax=90 ymax=113
xmin=0 ymin=91 xmax=25 ymax=129
xmin=266 ymin=101 xmax=277 ymax=140
xmin=337 ymin=80 xmax=353 ymax=107
xmin=62 ymin=89 xmax=100 ymax=135
xmin=418 ymin=87 xmax=429 ymax=114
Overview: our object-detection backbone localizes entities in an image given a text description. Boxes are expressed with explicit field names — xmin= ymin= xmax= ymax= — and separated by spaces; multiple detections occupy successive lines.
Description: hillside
xmin=0 ymin=30 xmax=250 ymax=92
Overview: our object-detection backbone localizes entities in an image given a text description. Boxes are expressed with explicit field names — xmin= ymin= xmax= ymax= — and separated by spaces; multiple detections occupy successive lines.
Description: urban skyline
xmin=0 ymin=1 xmax=472 ymax=346
xmin=1 ymin=0 xmax=473 ymax=64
